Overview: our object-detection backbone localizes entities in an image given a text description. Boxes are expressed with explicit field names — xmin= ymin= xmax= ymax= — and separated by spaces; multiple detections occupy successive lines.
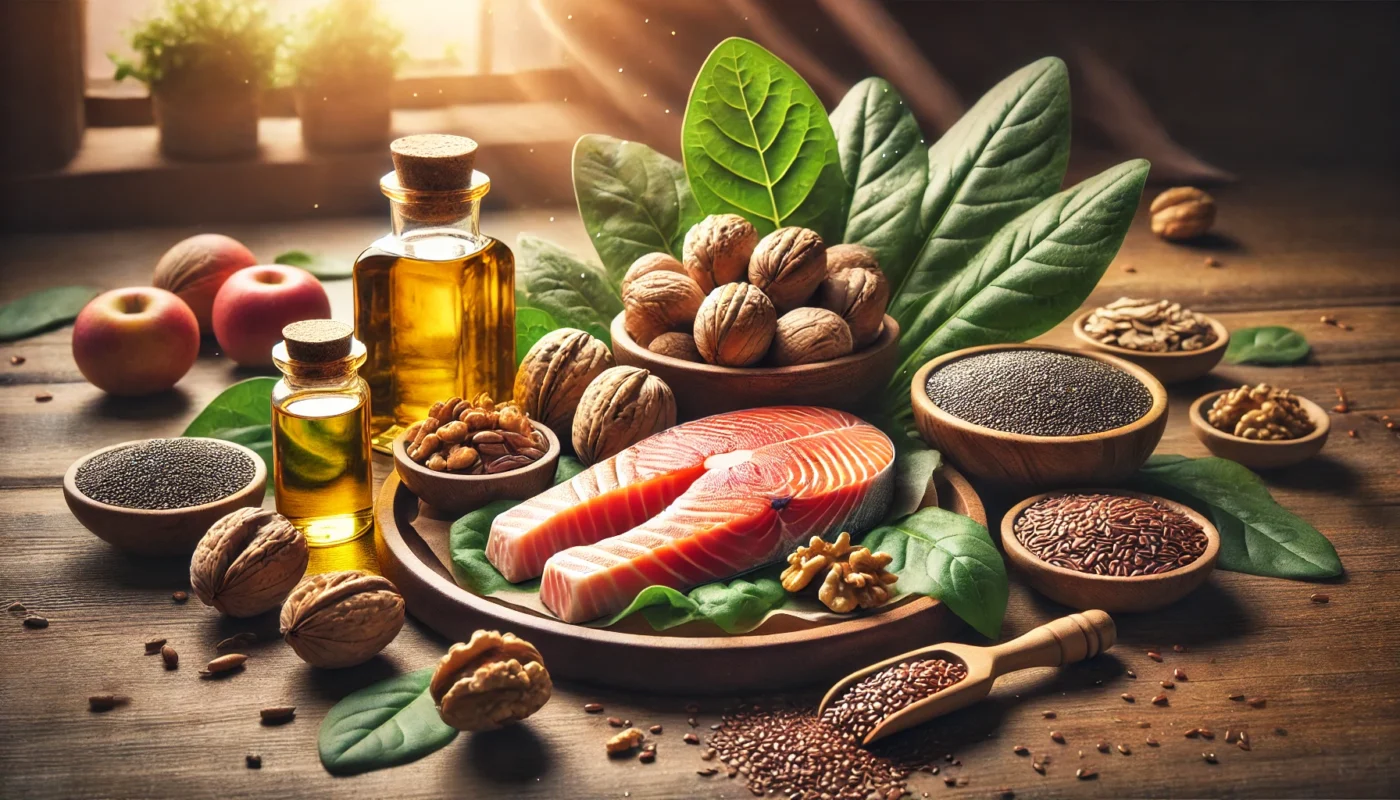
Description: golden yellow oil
xmin=354 ymin=236 xmax=515 ymax=450
xmin=272 ymin=393 xmax=374 ymax=547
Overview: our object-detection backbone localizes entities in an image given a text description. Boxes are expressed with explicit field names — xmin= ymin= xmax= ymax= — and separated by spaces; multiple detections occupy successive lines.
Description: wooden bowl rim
xmin=999 ymin=488 xmax=1221 ymax=586
xmin=610 ymin=312 xmax=900 ymax=377
xmin=910 ymin=342 xmax=1170 ymax=445
xmin=62 ymin=437 xmax=267 ymax=517
xmin=392 ymin=419 xmax=562 ymax=484
xmin=1189 ymin=389 xmax=1331 ymax=449
xmin=377 ymin=462 xmax=985 ymax=648
xmin=1071 ymin=310 xmax=1230 ymax=361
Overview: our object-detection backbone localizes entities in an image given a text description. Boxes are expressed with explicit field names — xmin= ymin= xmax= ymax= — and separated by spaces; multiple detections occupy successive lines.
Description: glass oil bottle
xmin=271 ymin=320 xmax=375 ymax=547
xmin=354 ymin=134 xmax=515 ymax=451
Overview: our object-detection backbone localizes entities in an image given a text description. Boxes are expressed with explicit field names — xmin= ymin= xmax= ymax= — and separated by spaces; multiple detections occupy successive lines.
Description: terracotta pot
xmin=296 ymin=75 xmax=393 ymax=154
xmin=152 ymin=83 xmax=260 ymax=161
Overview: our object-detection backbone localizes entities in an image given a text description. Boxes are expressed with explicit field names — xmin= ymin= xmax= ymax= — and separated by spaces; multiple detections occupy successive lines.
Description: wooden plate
xmin=376 ymin=463 xmax=985 ymax=694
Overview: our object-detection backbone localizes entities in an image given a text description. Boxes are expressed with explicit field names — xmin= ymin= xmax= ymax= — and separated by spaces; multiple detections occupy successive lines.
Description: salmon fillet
xmin=485 ymin=407 xmax=895 ymax=623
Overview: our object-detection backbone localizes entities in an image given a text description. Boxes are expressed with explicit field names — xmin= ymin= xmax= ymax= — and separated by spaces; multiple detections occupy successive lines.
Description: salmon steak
xmin=486 ymin=406 xmax=895 ymax=623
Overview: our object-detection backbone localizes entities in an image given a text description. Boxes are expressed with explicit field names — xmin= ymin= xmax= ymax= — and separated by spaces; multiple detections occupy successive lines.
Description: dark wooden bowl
xmin=375 ymin=463 xmax=984 ymax=694
xmin=910 ymin=343 xmax=1169 ymax=487
xmin=392 ymin=421 xmax=561 ymax=516
xmin=1072 ymin=311 xmax=1230 ymax=384
xmin=610 ymin=312 xmax=900 ymax=420
xmin=62 ymin=438 xmax=267 ymax=556
xmin=1001 ymin=489 xmax=1220 ymax=613
xmin=1189 ymin=389 xmax=1330 ymax=469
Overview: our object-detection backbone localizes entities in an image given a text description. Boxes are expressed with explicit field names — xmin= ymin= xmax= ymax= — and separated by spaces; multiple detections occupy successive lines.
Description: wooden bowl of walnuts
xmin=611 ymin=216 xmax=901 ymax=420
xmin=1189 ymin=386 xmax=1329 ymax=469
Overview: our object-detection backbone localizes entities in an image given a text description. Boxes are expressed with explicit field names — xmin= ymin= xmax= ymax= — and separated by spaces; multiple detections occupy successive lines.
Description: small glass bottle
xmin=271 ymin=320 xmax=375 ymax=547
xmin=354 ymin=134 xmax=516 ymax=452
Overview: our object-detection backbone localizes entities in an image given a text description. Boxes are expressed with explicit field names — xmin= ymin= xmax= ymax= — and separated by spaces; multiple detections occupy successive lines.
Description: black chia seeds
xmin=925 ymin=349 xmax=1153 ymax=436
xmin=74 ymin=439 xmax=257 ymax=510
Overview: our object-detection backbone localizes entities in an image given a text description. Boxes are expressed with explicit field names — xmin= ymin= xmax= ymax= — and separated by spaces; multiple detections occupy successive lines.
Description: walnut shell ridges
xmin=431 ymin=630 xmax=552 ymax=731
xmin=622 ymin=270 xmax=705 ymax=346
xmin=647 ymin=332 xmax=703 ymax=362
xmin=190 ymin=507 xmax=308 ymax=618
xmin=693 ymin=283 xmax=777 ymax=367
xmin=815 ymin=260 xmax=889 ymax=349
xmin=572 ymin=366 xmax=677 ymax=465
xmin=748 ymin=227 xmax=827 ymax=314
xmin=514 ymin=328 xmax=615 ymax=442
xmin=279 ymin=570 xmax=405 ymax=668
xmin=1149 ymin=186 xmax=1216 ymax=241
xmin=683 ymin=214 xmax=758 ymax=292
xmin=621 ymin=252 xmax=685 ymax=297
xmin=768 ymin=307 xmax=854 ymax=367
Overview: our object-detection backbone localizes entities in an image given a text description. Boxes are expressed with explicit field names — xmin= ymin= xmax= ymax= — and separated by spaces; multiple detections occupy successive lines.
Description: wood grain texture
xmin=2 ymin=184 xmax=1400 ymax=798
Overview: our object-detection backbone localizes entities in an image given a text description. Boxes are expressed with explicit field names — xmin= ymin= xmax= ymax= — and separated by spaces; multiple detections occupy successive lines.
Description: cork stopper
xmin=390 ymin=134 xmax=478 ymax=191
xmin=282 ymin=320 xmax=352 ymax=363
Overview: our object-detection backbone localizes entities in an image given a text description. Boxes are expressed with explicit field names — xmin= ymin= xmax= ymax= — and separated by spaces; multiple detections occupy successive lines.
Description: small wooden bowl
xmin=1189 ymin=390 xmax=1330 ymax=469
xmin=63 ymin=438 xmax=267 ymax=557
xmin=910 ymin=343 xmax=1169 ymax=487
xmin=393 ymin=421 xmax=561 ymax=515
xmin=611 ymin=312 xmax=900 ymax=420
xmin=1001 ymin=489 xmax=1220 ymax=613
xmin=1072 ymin=311 xmax=1229 ymax=384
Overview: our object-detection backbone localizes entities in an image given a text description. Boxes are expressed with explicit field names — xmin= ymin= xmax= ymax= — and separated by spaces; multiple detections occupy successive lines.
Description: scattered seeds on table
xmin=1013 ymin=745 xmax=1029 ymax=756
xmin=1204 ymin=257 xmax=1221 ymax=267
xmin=1121 ymin=693 xmax=1135 ymax=703
xmin=1199 ymin=729 xmax=1215 ymax=740
xmin=172 ymin=591 xmax=188 ymax=604
xmin=6 ymin=601 xmax=25 ymax=613
xmin=200 ymin=653 xmax=247 ymax=678
xmin=583 ymin=702 xmax=603 ymax=713
xmin=1311 ymin=593 xmax=1330 ymax=604
xmin=1202 ymin=752 xmax=1218 ymax=764
xmin=1118 ymin=744 xmax=1132 ymax=755
xmin=1125 ymin=669 xmax=1136 ymax=678
xmin=1122 ymin=263 xmax=1137 ymax=273
xmin=1032 ymin=761 xmax=1046 ymax=776
xmin=697 ymin=768 xmax=718 ymax=776
xmin=1097 ymin=741 xmax=1110 ymax=753
xmin=1229 ymin=693 xmax=1245 ymax=702
xmin=246 ymin=754 xmax=262 ymax=769
xmin=649 ymin=724 xmax=663 ymax=734
xmin=701 ymin=748 xmax=716 ymax=761
xmin=1051 ymin=731 xmax=1066 ymax=744
xmin=1152 ymin=694 xmax=1169 ymax=706
xmin=1137 ymin=721 xmax=1152 ymax=729
xmin=161 ymin=645 xmax=178 ymax=670
xmin=144 ymin=637 xmax=167 ymax=655
xmin=683 ymin=733 xmax=700 ymax=745
xmin=1076 ymin=767 xmax=1098 ymax=780
xmin=1042 ymin=711 xmax=1057 ymax=719
xmin=639 ymin=749 xmax=656 ymax=763
xmin=1147 ymin=650 xmax=1163 ymax=662
xmin=10 ymin=355 xmax=25 ymax=365
xmin=607 ymin=716 xmax=624 ymax=727
xmin=1247 ymin=697 xmax=1267 ymax=708
xmin=1161 ymin=680 xmax=1175 ymax=689
xmin=216 ymin=632 xmax=257 ymax=650
xmin=261 ymin=706 xmax=296 ymax=724
xmin=89 ymin=694 xmax=131 ymax=712
xmin=1185 ymin=728 xmax=1201 ymax=738
xmin=1174 ymin=668 xmax=1188 ymax=681
xmin=1348 ymin=429 xmax=1358 ymax=439
xmin=1145 ymin=738 xmax=1159 ymax=747
xmin=22 ymin=615 xmax=48 ymax=629
xmin=34 ymin=391 xmax=52 ymax=403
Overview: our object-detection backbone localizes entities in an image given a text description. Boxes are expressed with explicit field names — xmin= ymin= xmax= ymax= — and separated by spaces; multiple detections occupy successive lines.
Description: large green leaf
xmin=318 ymin=668 xmax=459 ymax=775
xmin=182 ymin=377 xmax=277 ymax=484
xmin=1224 ymin=326 xmax=1311 ymax=365
xmin=515 ymin=235 xmax=623 ymax=347
xmin=890 ymin=159 xmax=1151 ymax=412
xmin=1130 ymin=455 xmax=1342 ymax=579
xmin=599 ymin=568 xmax=787 ymax=633
xmin=274 ymin=250 xmax=353 ymax=280
xmin=889 ymin=57 xmax=1071 ymax=332
xmin=572 ymin=134 xmax=703 ymax=282
xmin=0 ymin=286 xmax=101 ymax=341
xmin=681 ymin=37 xmax=846 ymax=242
xmin=515 ymin=306 xmax=559 ymax=366
xmin=830 ymin=77 xmax=930 ymax=284
xmin=861 ymin=507 xmax=1008 ymax=639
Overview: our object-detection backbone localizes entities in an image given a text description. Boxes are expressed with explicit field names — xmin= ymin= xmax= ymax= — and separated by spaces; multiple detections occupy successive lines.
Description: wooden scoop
xmin=818 ymin=610 xmax=1116 ymax=745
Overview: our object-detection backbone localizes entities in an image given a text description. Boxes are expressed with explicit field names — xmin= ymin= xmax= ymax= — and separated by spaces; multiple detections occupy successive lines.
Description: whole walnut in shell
xmin=190 ymin=507 xmax=308 ymax=618
xmin=621 ymin=252 xmax=685 ymax=296
xmin=430 ymin=630 xmax=552 ymax=732
xmin=514 ymin=328 xmax=615 ymax=442
xmin=648 ymin=332 xmax=703 ymax=362
xmin=768 ymin=308 xmax=854 ymax=367
xmin=824 ymin=243 xmax=880 ymax=276
xmin=815 ymin=260 xmax=889 ymax=349
xmin=683 ymin=214 xmax=758 ymax=292
xmin=748 ymin=227 xmax=827 ymax=314
xmin=622 ymin=270 xmax=705 ymax=346
xmin=573 ymin=366 xmax=677 ymax=465
xmin=1150 ymin=187 xmax=1216 ymax=241
xmin=693 ymin=283 xmax=777 ymax=367
xmin=279 ymin=571 xmax=405 ymax=668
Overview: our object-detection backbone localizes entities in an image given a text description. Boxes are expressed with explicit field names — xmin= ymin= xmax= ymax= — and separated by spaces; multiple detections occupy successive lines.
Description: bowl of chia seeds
xmin=910 ymin=344 xmax=1168 ymax=486
xmin=1000 ymin=489 xmax=1220 ymax=612
xmin=63 ymin=438 xmax=267 ymax=556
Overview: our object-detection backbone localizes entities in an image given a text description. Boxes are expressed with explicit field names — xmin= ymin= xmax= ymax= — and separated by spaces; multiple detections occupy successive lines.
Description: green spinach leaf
xmin=318 ymin=668 xmax=458 ymax=775
xmin=573 ymin=134 xmax=703 ymax=282
xmin=862 ymin=507 xmax=1008 ymax=639
xmin=0 ymin=286 xmax=101 ymax=341
xmin=274 ymin=250 xmax=353 ymax=280
xmin=830 ymin=77 xmax=930 ymax=285
xmin=515 ymin=235 xmax=622 ymax=347
xmin=1224 ymin=326 xmax=1310 ymax=365
xmin=889 ymin=57 xmax=1071 ymax=335
xmin=599 ymin=568 xmax=787 ymax=633
xmin=1130 ymin=455 xmax=1342 ymax=579
xmin=515 ymin=306 xmax=559 ymax=365
xmin=889 ymin=159 xmax=1151 ymax=415
xmin=681 ymin=37 xmax=847 ymax=242
xmin=182 ymin=377 xmax=277 ymax=483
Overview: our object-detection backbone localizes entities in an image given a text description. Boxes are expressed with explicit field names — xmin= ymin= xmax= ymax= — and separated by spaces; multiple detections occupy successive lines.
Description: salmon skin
xmin=486 ymin=407 xmax=895 ymax=623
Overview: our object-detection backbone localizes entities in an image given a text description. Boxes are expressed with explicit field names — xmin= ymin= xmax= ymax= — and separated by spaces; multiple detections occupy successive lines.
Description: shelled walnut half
xmin=1207 ymin=383 xmax=1316 ymax=440
xmin=430 ymin=630 xmax=552 ymax=731
xmin=781 ymin=532 xmax=898 ymax=613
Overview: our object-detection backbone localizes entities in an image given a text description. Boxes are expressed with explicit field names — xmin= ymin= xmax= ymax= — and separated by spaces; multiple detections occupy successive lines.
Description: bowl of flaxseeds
xmin=63 ymin=437 xmax=267 ymax=556
xmin=1000 ymin=489 xmax=1220 ymax=612
xmin=910 ymin=343 xmax=1168 ymax=486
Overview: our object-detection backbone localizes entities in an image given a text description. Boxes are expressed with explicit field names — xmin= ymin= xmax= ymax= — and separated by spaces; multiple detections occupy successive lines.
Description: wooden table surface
xmin=2 ymin=168 xmax=1397 ymax=799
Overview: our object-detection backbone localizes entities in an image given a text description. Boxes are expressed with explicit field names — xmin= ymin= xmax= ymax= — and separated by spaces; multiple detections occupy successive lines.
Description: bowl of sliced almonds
xmin=1072 ymin=298 xmax=1229 ymax=384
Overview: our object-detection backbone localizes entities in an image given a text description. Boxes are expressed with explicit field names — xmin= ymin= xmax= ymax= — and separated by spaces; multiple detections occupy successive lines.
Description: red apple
xmin=212 ymin=265 xmax=332 ymax=366
xmin=72 ymin=287 xmax=201 ymax=396
xmin=152 ymin=233 xmax=258 ymax=334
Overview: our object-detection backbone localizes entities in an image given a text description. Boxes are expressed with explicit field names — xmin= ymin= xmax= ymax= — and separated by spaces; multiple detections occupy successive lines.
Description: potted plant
xmin=112 ymin=0 xmax=282 ymax=161
xmin=288 ymin=0 xmax=405 ymax=154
